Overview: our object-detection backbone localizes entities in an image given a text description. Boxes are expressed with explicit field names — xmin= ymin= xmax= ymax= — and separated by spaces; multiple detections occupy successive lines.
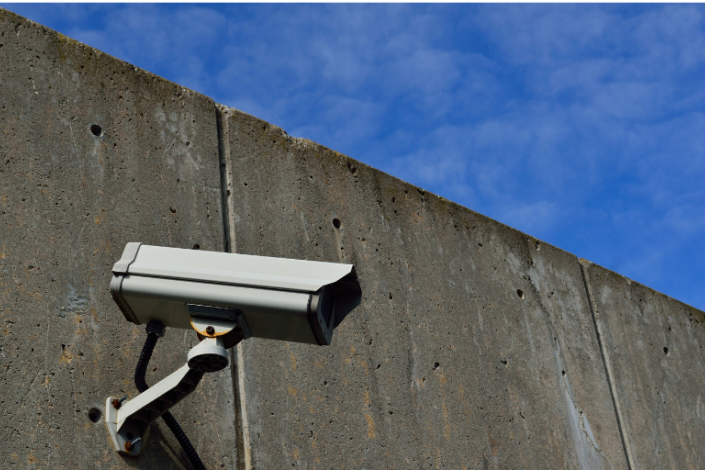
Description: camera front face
xmin=309 ymin=286 xmax=336 ymax=345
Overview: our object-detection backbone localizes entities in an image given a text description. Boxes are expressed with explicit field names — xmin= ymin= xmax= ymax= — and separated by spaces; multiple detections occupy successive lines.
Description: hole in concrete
xmin=90 ymin=124 xmax=103 ymax=137
xmin=663 ymin=347 xmax=669 ymax=355
xmin=332 ymin=218 xmax=341 ymax=229
xmin=433 ymin=362 xmax=440 ymax=370
xmin=535 ymin=241 xmax=540 ymax=250
xmin=517 ymin=289 xmax=525 ymax=299
xmin=192 ymin=244 xmax=200 ymax=250
xmin=88 ymin=407 xmax=102 ymax=423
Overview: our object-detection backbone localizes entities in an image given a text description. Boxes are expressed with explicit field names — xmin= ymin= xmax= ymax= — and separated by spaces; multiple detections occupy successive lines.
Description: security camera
xmin=111 ymin=242 xmax=361 ymax=346
xmin=105 ymin=243 xmax=362 ymax=460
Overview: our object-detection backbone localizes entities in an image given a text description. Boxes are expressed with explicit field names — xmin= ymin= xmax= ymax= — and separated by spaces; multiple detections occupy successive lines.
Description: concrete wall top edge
xmin=580 ymin=257 xmax=705 ymax=320
xmin=218 ymin=104 xmax=580 ymax=258
xmin=0 ymin=7 xmax=213 ymax=105
xmin=219 ymin=104 xmax=705 ymax=321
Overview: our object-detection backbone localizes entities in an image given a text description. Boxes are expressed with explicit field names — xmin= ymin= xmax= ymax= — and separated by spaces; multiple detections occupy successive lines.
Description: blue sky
xmin=5 ymin=4 xmax=705 ymax=310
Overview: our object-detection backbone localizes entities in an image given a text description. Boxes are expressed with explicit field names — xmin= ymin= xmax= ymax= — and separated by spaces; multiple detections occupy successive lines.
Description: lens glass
xmin=318 ymin=286 xmax=334 ymax=328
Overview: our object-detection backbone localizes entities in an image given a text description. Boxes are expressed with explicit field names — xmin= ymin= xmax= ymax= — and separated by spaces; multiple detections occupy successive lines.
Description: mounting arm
xmin=105 ymin=335 xmax=230 ymax=455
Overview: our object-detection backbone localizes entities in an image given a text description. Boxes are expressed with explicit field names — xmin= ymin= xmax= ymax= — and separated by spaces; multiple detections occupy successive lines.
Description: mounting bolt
xmin=125 ymin=436 xmax=142 ymax=452
xmin=206 ymin=326 xmax=215 ymax=335
xmin=111 ymin=396 xmax=127 ymax=409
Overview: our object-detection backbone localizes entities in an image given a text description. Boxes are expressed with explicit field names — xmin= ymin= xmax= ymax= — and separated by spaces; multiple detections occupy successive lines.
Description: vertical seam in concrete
xmin=216 ymin=104 xmax=252 ymax=470
xmin=233 ymin=343 xmax=252 ymax=470
xmin=579 ymin=260 xmax=635 ymax=470
xmin=216 ymin=104 xmax=237 ymax=253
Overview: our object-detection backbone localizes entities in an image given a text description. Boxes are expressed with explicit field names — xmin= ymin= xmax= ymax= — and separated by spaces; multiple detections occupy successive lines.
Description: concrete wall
xmin=2 ymin=8 xmax=704 ymax=470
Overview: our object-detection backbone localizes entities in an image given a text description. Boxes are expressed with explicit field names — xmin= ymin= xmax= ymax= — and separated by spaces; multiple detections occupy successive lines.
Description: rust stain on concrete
xmin=487 ymin=428 xmax=499 ymax=456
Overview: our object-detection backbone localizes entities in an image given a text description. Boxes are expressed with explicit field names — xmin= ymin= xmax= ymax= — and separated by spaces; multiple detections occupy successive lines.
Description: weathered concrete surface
xmin=220 ymin=106 xmax=629 ymax=470
xmin=5 ymin=7 xmax=705 ymax=470
xmin=0 ymin=10 xmax=236 ymax=470
xmin=583 ymin=261 xmax=705 ymax=470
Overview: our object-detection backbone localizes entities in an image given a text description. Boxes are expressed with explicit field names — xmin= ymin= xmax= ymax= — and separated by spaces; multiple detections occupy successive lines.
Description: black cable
xmin=134 ymin=331 xmax=158 ymax=394
xmin=160 ymin=411 xmax=206 ymax=470
xmin=135 ymin=327 xmax=207 ymax=470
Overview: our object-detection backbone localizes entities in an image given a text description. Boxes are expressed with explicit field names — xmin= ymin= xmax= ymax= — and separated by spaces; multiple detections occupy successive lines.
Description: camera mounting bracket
xmin=105 ymin=334 xmax=232 ymax=455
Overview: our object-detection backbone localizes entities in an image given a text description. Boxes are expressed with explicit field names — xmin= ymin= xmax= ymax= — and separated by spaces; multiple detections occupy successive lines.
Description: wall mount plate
xmin=105 ymin=396 xmax=149 ymax=456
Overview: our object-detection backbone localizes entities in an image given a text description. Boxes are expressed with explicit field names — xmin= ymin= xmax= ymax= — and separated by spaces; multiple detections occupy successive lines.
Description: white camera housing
xmin=110 ymin=243 xmax=361 ymax=345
